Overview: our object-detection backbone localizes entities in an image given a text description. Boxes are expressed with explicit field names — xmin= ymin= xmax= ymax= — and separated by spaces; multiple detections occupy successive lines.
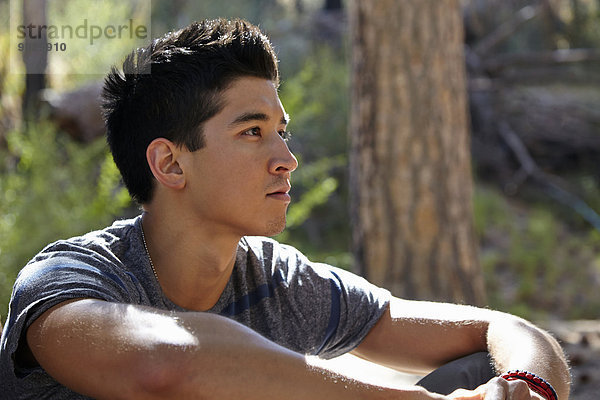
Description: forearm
xmin=148 ymin=310 xmax=442 ymax=400
xmin=145 ymin=309 xmax=343 ymax=399
xmin=351 ymin=298 xmax=570 ymax=398
xmin=486 ymin=316 xmax=571 ymax=399
xmin=28 ymin=299 xmax=443 ymax=400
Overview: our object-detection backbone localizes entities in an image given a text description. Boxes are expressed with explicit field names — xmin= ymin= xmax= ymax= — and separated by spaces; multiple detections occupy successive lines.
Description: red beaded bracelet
xmin=500 ymin=370 xmax=558 ymax=400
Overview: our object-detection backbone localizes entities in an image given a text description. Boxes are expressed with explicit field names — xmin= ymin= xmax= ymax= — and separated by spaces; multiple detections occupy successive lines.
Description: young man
xmin=1 ymin=19 xmax=569 ymax=399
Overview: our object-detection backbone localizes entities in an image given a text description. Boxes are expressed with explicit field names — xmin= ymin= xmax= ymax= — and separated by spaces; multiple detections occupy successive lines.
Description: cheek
xmin=200 ymin=157 xmax=263 ymax=198
xmin=221 ymin=151 xmax=267 ymax=183
xmin=189 ymin=145 xmax=268 ymax=197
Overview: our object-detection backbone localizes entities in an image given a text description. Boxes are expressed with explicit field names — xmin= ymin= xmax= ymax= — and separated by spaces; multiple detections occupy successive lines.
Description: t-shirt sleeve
xmin=274 ymin=243 xmax=391 ymax=360
xmin=2 ymin=242 xmax=139 ymax=378
xmin=311 ymin=264 xmax=391 ymax=359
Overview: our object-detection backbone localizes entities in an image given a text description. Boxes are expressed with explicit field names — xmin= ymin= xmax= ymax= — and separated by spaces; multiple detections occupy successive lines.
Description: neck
xmin=141 ymin=208 xmax=241 ymax=311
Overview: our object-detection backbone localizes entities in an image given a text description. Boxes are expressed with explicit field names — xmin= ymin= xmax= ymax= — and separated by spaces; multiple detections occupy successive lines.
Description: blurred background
xmin=0 ymin=0 xmax=599 ymax=395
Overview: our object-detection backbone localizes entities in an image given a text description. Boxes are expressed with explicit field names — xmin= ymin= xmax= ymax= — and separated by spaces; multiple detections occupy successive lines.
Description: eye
xmin=241 ymin=127 xmax=261 ymax=137
xmin=279 ymin=130 xmax=292 ymax=141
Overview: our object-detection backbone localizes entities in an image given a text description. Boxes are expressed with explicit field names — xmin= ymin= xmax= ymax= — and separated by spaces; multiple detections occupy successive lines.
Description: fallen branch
xmin=473 ymin=4 xmax=541 ymax=56
xmin=485 ymin=48 xmax=600 ymax=75
xmin=497 ymin=121 xmax=600 ymax=232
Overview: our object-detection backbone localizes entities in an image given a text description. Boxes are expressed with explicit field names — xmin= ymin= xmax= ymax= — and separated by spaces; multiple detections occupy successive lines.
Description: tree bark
xmin=349 ymin=0 xmax=486 ymax=305
xmin=21 ymin=0 xmax=47 ymax=120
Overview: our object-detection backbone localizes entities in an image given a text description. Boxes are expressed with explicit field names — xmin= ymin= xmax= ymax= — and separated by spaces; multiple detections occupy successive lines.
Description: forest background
xmin=1 ymin=0 xmax=599 ymax=329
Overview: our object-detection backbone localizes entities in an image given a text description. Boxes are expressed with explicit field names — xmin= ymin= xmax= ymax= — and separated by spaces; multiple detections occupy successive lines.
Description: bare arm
xmin=27 ymin=298 xmax=446 ymax=400
xmin=352 ymin=297 xmax=570 ymax=399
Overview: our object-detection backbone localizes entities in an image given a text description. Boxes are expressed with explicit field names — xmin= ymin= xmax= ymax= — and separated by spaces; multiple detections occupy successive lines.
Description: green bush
xmin=275 ymin=46 xmax=352 ymax=268
xmin=0 ymin=123 xmax=130 ymax=322
xmin=474 ymin=184 xmax=600 ymax=320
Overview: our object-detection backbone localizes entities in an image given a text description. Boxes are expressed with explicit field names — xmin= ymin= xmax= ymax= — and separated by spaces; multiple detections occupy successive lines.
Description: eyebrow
xmin=228 ymin=111 xmax=290 ymax=128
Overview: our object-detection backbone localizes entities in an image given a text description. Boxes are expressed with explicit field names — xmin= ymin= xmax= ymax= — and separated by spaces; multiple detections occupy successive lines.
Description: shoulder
xmin=45 ymin=216 xmax=140 ymax=254
xmin=1 ymin=217 xmax=145 ymax=386
xmin=238 ymin=237 xmax=352 ymax=286
xmin=12 ymin=216 xmax=144 ymax=308
xmin=25 ymin=216 xmax=140 ymax=268
xmin=238 ymin=236 xmax=320 ymax=275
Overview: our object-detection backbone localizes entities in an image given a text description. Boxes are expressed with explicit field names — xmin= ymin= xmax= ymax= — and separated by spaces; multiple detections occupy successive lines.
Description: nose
xmin=269 ymin=136 xmax=298 ymax=175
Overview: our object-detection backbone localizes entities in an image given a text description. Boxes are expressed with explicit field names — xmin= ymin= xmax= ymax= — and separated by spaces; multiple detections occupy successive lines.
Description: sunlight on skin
xmin=487 ymin=318 xmax=540 ymax=370
xmin=389 ymin=298 xmax=499 ymax=323
xmin=306 ymin=354 xmax=420 ymax=389
xmin=390 ymin=298 xmax=543 ymax=368
xmin=121 ymin=305 xmax=200 ymax=349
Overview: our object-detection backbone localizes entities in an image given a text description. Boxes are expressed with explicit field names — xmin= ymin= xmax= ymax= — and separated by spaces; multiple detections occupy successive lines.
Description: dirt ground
xmin=543 ymin=320 xmax=600 ymax=400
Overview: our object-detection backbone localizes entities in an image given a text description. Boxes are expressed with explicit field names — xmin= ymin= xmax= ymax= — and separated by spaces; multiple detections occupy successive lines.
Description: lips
xmin=266 ymin=184 xmax=292 ymax=202
xmin=267 ymin=192 xmax=291 ymax=202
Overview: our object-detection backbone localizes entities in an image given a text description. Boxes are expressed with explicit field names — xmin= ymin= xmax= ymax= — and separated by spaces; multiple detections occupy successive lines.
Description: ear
xmin=146 ymin=138 xmax=185 ymax=190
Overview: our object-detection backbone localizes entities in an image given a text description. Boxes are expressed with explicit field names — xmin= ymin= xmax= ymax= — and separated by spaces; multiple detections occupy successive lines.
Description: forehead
xmin=216 ymin=77 xmax=286 ymax=123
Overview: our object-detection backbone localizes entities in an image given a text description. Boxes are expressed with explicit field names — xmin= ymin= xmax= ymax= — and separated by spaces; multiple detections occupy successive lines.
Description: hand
xmin=446 ymin=377 xmax=546 ymax=400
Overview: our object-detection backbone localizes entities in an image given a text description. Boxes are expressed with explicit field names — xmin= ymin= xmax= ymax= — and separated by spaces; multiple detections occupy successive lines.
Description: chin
xmin=262 ymin=216 xmax=287 ymax=237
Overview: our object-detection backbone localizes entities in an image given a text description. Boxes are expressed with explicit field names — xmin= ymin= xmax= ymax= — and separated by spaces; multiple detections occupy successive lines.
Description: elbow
xmin=488 ymin=315 xmax=559 ymax=357
xmin=133 ymin=357 xmax=180 ymax=398
xmin=488 ymin=315 xmax=571 ymax=395
xmin=127 ymin=344 xmax=204 ymax=400
xmin=507 ymin=317 xmax=566 ymax=358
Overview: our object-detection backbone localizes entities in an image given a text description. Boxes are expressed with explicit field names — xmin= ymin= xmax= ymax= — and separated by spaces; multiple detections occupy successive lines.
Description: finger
xmin=483 ymin=377 xmax=507 ymax=400
xmin=447 ymin=385 xmax=486 ymax=400
xmin=483 ymin=377 xmax=537 ymax=400
xmin=507 ymin=379 xmax=533 ymax=399
xmin=447 ymin=388 xmax=484 ymax=400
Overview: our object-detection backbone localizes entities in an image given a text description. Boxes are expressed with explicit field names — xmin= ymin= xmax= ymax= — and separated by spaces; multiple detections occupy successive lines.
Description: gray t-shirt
xmin=0 ymin=216 xmax=390 ymax=399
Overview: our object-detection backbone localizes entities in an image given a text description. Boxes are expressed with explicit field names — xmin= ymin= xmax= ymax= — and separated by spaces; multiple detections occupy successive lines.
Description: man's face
xmin=180 ymin=76 xmax=298 ymax=237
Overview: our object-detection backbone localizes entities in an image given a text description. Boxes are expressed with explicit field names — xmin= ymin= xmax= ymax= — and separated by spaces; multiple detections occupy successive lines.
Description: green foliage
xmin=561 ymin=0 xmax=600 ymax=48
xmin=576 ymin=174 xmax=600 ymax=223
xmin=286 ymin=177 xmax=338 ymax=228
xmin=276 ymin=156 xmax=344 ymax=242
xmin=474 ymin=185 xmax=600 ymax=320
xmin=0 ymin=123 xmax=130 ymax=321
xmin=2 ymin=0 xmax=598 ymax=324
xmin=275 ymin=45 xmax=352 ymax=267
xmin=473 ymin=184 xmax=512 ymax=237
xmin=280 ymin=46 xmax=350 ymax=162
xmin=13 ymin=0 xmax=152 ymax=89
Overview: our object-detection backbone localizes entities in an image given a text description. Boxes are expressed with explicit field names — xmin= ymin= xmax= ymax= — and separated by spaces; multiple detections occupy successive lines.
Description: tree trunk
xmin=349 ymin=0 xmax=486 ymax=305
xmin=21 ymin=0 xmax=47 ymax=120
